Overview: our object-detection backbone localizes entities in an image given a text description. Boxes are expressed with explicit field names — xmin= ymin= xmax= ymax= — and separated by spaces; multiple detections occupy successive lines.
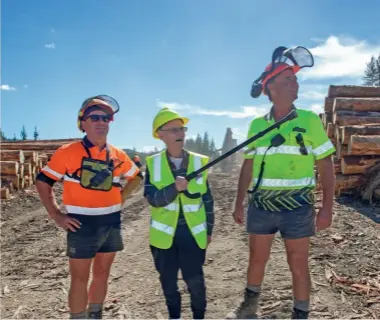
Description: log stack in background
xmin=319 ymin=85 xmax=380 ymax=201
xmin=0 ymin=138 xmax=80 ymax=199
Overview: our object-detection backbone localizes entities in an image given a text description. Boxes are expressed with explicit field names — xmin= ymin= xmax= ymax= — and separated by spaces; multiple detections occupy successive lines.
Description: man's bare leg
xmin=87 ymin=252 xmax=116 ymax=317
xmin=68 ymin=258 xmax=93 ymax=318
xmin=247 ymin=234 xmax=275 ymax=286
xmin=285 ymin=237 xmax=311 ymax=317
xmin=227 ymin=234 xmax=275 ymax=319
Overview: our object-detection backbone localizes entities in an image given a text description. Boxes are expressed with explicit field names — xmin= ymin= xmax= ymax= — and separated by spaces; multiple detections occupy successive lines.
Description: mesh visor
xmin=81 ymin=94 xmax=120 ymax=114
xmin=276 ymin=46 xmax=314 ymax=69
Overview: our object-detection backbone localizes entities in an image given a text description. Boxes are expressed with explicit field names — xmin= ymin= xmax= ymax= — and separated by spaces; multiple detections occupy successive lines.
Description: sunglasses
xmin=159 ymin=127 xmax=188 ymax=134
xmin=84 ymin=114 xmax=112 ymax=123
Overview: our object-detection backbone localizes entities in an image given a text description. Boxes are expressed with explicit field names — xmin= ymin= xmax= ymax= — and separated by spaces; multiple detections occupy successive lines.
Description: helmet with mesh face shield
xmin=77 ymin=95 xmax=120 ymax=132
xmin=250 ymin=46 xmax=314 ymax=98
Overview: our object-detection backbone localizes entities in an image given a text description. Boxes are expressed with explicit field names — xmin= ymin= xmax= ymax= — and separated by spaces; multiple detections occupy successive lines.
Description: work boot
xmin=226 ymin=288 xmax=260 ymax=319
xmin=87 ymin=310 xmax=102 ymax=319
xmin=291 ymin=307 xmax=309 ymax=319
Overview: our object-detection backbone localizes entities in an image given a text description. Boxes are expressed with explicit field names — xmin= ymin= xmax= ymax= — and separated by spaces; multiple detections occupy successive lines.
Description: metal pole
xmin=185 ymin=109 xmax=297 ymax=181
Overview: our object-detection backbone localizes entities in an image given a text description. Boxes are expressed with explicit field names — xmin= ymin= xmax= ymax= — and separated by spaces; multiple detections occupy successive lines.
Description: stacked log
xmin=319 ymin=85 xmax=380 ymax=200
xmin=1 ymin=138 xmax=80 ymax=199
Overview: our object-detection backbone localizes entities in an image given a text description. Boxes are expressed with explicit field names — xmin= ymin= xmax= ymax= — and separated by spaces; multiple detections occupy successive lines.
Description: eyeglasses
xmin=295 ymin=133 xmax=308 ymax=155
xmin=85 ymin=114 xmax=112 ymax=123
xmin=159 ymin=127 xmax=188 ymax=134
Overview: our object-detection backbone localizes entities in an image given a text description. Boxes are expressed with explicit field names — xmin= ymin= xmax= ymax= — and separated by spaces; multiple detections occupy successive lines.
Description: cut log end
xmin=1 ymin=187 xmax=10 ymax=200
xmin=328 ymin=85 xmax=380 ymax=98
xmin=341 ymin=124 xmax=380 ymax=145
xmin=341 ymin=155 xmax=380 ymax=175
xmin=333 ymin=111 xmax=380 ymax=126
xmin=348 ymin=135 xmax=380 ymax=155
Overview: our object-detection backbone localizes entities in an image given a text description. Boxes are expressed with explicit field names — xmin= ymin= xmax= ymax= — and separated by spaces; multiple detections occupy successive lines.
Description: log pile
xmin=1 ymin=138 xmax=80 ymax=199
xmin=319 ymin=85 xmax=380 ymax=201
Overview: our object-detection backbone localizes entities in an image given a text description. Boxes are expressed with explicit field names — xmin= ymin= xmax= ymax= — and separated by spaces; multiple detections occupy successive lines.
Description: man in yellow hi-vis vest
xmin=144 ymin=108 xmax=214 ymax=320
xmin=227 ymin=52 xmax=336 ymax=319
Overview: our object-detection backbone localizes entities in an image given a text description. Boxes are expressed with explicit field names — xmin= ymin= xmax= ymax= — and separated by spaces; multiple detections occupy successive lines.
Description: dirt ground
xmin=1 ymin=173 xmax=380 ymax=319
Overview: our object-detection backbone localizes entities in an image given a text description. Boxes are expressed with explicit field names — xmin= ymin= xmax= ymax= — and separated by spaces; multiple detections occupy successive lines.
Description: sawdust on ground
xmin=1 ymin=173 xmax=380 ymax=319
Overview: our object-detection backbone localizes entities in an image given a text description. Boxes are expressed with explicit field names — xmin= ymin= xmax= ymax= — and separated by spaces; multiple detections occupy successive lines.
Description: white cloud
xmin=301 ymin=35 xmax=380 ymax=79
xmin=45 ymin=43 xmax=56 ymax=49
xmin=23 ymin=84 xmax=28 ymax=88
xmin=0 ymin=84 xmax=16 ymax=91
xmin=157 ymin=100 xmax=269 ymax=119
xmin=309 ymin=104 xmax=324 ymax=115
xmin=118 ymin=145 xmax=161 ymax=153
xmin=230 ymin=127 xmax=248 ymax=142
xmin=186 ymin=134 xmax=198 ymax=140
xmin=298 ymin=91 xmax=326 ymax=100
xmin=139 ymin=145 xmax=158 ymax=153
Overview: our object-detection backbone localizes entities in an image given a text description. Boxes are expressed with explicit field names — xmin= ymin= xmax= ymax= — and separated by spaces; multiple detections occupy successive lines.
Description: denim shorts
xmin=66 ymin=223 xmax=124 ymax=259
xmin=246 ymin=204 xmax=316 ymax=239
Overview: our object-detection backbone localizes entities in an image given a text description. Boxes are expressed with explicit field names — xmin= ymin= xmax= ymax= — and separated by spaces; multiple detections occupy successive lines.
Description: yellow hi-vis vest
xmin=146 ymin=150 xmax=209 ymax=250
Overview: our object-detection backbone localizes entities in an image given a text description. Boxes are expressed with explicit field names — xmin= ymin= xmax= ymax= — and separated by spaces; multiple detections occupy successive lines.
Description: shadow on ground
xmin=336 ymin=195 xmax=380 ymax=224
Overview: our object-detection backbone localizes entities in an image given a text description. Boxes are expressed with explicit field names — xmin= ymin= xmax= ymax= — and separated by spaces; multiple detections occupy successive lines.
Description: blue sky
xmin=2 ymin=0 xmax=380 ymax=152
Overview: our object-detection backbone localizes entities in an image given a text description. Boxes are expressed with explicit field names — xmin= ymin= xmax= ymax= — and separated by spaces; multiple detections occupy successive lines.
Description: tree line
xmin=124 ymin=131 xmax=218 ymax=165
xmin=184 ymin=132 xmax=217 ymax=157
xmin=363 ymin=53 xmax=380 ymax=86
xmin=0 ymin=125 xmax=40 ymax=141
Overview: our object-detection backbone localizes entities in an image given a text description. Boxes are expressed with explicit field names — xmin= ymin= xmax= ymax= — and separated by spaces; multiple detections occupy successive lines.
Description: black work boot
xmin=226 ymin=288 xmax=260 ymax=319
xmin=291 ymin=307 xmax=309 ymax=319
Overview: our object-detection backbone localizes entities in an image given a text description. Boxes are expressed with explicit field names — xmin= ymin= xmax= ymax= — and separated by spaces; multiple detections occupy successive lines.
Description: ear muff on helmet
xmin=250 ymin=82 xmax=263 ymax=98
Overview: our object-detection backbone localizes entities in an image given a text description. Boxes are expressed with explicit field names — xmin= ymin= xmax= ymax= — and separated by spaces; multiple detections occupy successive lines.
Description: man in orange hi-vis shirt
xmin=35 ymin=95 xmax=143 ymax=319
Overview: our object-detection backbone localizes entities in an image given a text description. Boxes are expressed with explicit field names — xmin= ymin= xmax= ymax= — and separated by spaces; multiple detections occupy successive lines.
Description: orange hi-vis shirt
xmin=40 ymin=136 xmax=139 ymax=224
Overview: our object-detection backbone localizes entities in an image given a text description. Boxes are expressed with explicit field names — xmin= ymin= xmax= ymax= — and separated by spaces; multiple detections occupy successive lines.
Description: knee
xmin=71 ymin=272 xmax=90 ymax=285
xmin=160 ymin=278 xmax=179 ymax=296
xmin=92 ymin=266 xmax=112 ymax=282
xmin=287 ymin=254 xmax=309 ymax=276
xmin=249 ymin=248 xmax=270 ymax=266
xmin=185 ymin=273 xmax=205 ymax=290
xmin=186 ymin=276 xmax=206 ymax=303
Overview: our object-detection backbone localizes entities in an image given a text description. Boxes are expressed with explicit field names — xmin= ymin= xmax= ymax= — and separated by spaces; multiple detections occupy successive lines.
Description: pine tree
xmin=195 ymin=134 xmax=203 ymax=153
xmin=0 ymin=129 xmax=6 ymax=141
xmin=33 ymin=126 xmax=39 ymax=140
xmin=363 ymin=54 xmax=380 ymax=86
xmin=202 ymin=132 xmax=210 ymax=155
xmin=184 ymin=137 xmax=193 ymax=152
xmin=20 ymin=125 xmax=27 ymax=140
xmin=13 ymin=134 xmax=17 ymax=141
xmin=210 ymin=138 xmax=216 ymax=156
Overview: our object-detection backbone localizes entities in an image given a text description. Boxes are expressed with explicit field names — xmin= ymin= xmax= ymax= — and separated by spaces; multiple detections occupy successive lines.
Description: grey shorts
xmin=246 ymin=204 xmax=316 ymax=239
xmin=66 ymin=223 xmax=124 ymax=259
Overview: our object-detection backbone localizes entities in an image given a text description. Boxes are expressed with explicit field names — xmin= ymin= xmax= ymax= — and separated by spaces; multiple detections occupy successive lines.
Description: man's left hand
xmin=316 ymin=207 xmax=333 ymax=232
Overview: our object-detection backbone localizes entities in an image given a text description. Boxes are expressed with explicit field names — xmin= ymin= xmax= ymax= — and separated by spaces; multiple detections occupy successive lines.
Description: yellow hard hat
xmin=152 ymin=108 xmax=189 ymax=139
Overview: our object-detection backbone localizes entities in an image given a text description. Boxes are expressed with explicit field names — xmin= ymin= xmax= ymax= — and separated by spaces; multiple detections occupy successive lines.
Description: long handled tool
xmin=185 ymin=109 xmax=297 ymax=182
xmin=184 ymin=44 xmax=313 ymax=182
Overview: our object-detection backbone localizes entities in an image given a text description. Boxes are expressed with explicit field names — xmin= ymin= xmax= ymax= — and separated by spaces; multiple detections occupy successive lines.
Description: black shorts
xmin=66 ymin=223 xmax=124 ymax=259
xmin=247 ymin=204 xmax=316 ymax=239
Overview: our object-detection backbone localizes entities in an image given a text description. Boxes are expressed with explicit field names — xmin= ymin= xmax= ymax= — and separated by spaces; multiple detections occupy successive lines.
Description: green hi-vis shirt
xmin=244 ymin=107 xmax=336 ymax=194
